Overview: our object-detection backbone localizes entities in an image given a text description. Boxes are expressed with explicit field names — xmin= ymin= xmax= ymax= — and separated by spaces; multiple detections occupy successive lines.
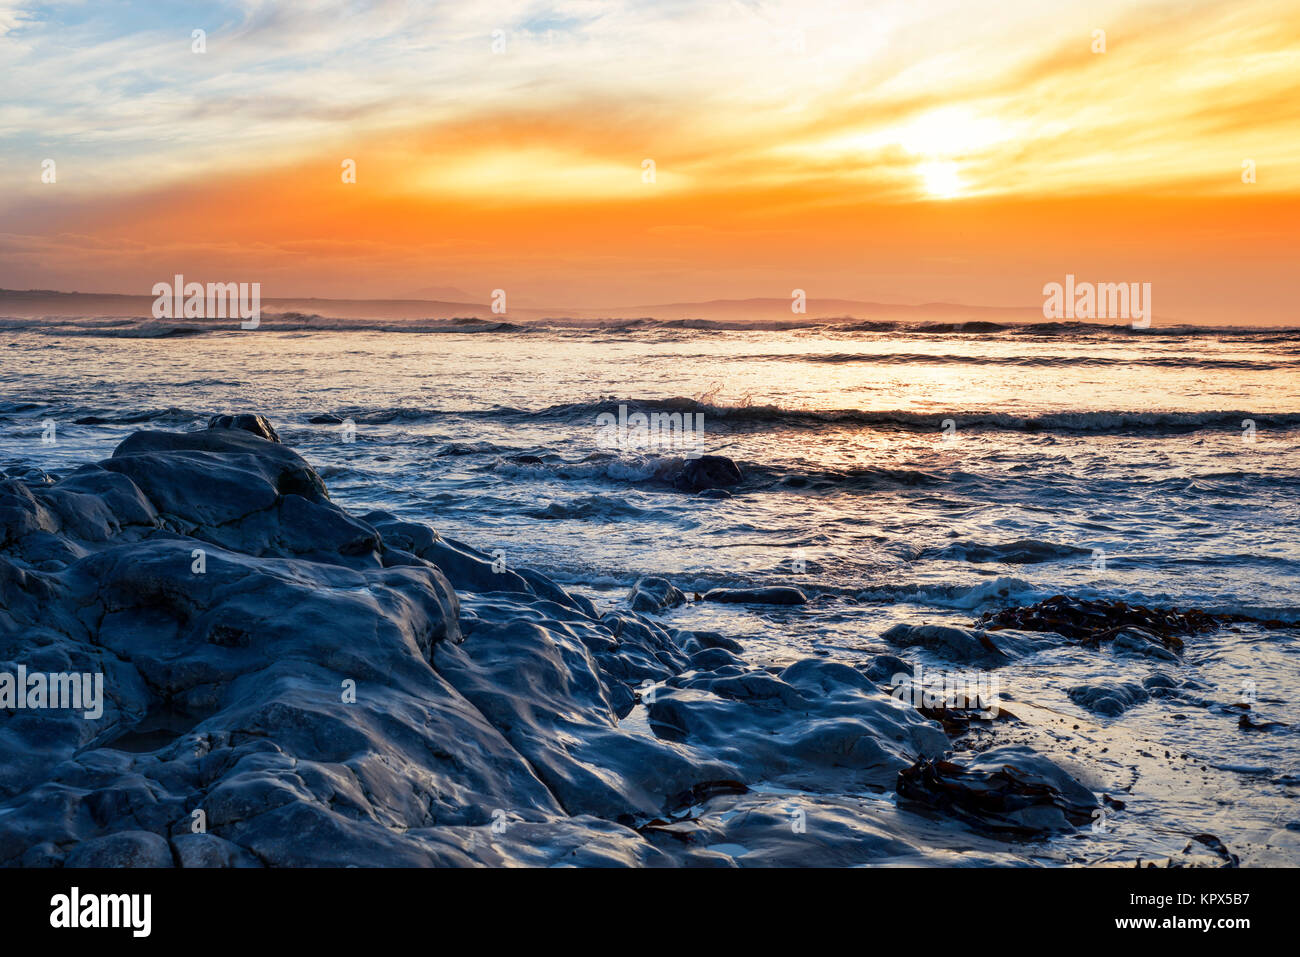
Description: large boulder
xmin=626 ymin=576 xmax=686 ymax=614
xmin=670 ymin=455 xmax=742 ymax=493
xmin=206 ymin=413 xmax=282 ymax=443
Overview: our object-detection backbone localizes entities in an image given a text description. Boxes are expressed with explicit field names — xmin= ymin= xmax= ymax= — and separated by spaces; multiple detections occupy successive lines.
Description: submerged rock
xmin=1111 ymin=630 xmax=1180 ymax=661
xmin=695 ymin=488 xmax=732 ymax=500
xmin=670 ymin=455 xmax=743 ymax=493
xmin=627 ymin=576 xmax=687 ymax=614
xmin=896 ymin=745 xmax=1098 ymax=836
xmin=702 ymin=586 xmax=807 ymax=605
xmin=881 ymin=623 xmax=1005 ymax=664
xmin=1068 ymin=681 xmax=1150 ymax=717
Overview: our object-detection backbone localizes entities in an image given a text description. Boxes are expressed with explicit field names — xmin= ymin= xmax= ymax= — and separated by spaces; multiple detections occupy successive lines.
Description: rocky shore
xmin=0 ymin=415 xmax=1253 ymax=866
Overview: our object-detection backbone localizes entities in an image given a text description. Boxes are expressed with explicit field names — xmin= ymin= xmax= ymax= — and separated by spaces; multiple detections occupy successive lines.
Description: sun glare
xmin=919 ymin=161 xmax=963 ymax=199
xmin=896 ymin=107 xmax=1009 ymax=157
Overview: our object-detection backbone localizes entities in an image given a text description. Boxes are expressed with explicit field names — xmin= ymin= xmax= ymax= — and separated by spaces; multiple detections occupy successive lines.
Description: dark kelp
xmin=896 ymin=745 xmax=1099 ymax=836
xmin=976 ymin=594 xmax=1294 ymax=654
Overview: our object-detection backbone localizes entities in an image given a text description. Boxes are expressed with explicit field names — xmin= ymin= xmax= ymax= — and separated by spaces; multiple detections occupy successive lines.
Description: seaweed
xmin=896 ymin=746 xmax=1098 ymax=836
xmin=976 ymin=594 xmax=1293 ymax=654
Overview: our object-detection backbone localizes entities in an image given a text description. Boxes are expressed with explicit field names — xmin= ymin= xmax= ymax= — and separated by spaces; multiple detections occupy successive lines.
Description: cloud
xmin=4 ymin=0 xmax=1298 ymax=207
xmin=0 ymin=2 xmax=31 ymax=36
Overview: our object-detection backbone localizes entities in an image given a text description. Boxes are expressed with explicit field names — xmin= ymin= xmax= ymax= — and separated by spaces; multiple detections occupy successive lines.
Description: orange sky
xmin=1 ymin=0 xmax=1297 ymax=323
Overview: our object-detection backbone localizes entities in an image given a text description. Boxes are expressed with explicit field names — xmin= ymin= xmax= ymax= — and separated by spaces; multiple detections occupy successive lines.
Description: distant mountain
xmin=0 ymin=288 xmax=1043 ymax=324
xmin=0 ymin=290 xmax=510 ymax=321
xmin=554 ymin=297 xmax=1045 ymax=323
xmin=405 ymin=285 xmax=474 ymax=301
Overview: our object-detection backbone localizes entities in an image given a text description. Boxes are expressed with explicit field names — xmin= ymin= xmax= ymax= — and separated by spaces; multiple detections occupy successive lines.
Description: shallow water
xmin=3 ymin=314 xmax=1299 ymax=863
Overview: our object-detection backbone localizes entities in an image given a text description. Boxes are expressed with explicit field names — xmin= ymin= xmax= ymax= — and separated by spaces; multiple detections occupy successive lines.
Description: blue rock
xmin=626 ymin=576 xmax=686 ymax=613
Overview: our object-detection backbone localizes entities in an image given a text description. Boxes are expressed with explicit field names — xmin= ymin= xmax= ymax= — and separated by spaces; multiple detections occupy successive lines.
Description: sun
xmin=896 ymin=108 xmax=1008 ymax=157
xmin=919 ymin=161 xmax=963 ymax=199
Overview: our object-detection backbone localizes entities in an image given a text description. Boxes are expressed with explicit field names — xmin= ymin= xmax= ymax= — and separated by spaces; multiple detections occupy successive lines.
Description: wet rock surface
xmin=670 ymin=455 xmax=743 ymax=493
xmin=1069 ymin=681 xmax=1151 ymax=717
xmin=896 ymin=745 xmax=1099 ymax=836
xmin=627 ymin=576 xmax=687 ymax=614
xmin=702 ymin=585 xmax=807 ymax=606
xmin=9 ymin=420 xmax=1289 ymax=866
xmin=647 ymin=659 xmax=949 ymax=792
xmin=206 ymin=413 xmax=283 ymax=443
xmin=0 ymin=421 xmax=962 ymax=867
xmin=882 ymin=623 xmax=1006 ymax=663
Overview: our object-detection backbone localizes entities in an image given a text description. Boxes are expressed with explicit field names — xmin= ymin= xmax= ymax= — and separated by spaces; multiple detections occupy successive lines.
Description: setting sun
xmin=919 ymin=161 xmax=963 ymax=199
xmin=895 ymin=107 xmax=1011 ymax=158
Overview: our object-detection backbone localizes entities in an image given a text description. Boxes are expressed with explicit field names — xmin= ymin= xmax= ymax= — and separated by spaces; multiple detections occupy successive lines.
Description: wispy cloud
xmin=3 ymin=0 xmax=1298 ymax=200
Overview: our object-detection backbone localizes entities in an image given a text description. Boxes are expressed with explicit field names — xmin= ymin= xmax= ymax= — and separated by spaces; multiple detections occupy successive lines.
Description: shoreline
xmin=0 ymin=415 xmax=1295 ymax=866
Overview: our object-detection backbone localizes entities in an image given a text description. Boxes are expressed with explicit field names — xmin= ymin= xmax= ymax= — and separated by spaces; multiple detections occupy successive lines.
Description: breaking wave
xmin=452 ymin=399 xmax=1300 ymax=435
xmin=4 ymin=313 xmax=1298 ymax=340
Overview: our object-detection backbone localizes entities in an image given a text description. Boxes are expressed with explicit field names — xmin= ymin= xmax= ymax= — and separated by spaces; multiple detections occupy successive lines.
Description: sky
xmin=0 ymin=0 xmax=1297 ymax=322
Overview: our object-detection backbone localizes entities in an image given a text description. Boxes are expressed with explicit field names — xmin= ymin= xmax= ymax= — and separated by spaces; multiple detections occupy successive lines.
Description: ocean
xmin=3 ymin=312 xmax=1299 ymax=863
